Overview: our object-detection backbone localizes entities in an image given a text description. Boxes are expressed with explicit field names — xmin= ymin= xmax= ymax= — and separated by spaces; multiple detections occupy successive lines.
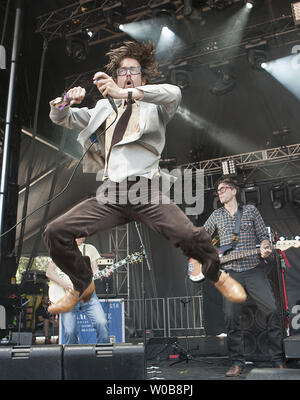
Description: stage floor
xmin=146 ymin=356 xmax=289 ymax=380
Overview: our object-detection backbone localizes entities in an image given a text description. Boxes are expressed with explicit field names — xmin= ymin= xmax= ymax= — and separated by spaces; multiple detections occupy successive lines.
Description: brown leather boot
xmin=48 ymin=281 xmax=95 ymax=314
xmin=214 ymin=271 xmax=247 ymax=303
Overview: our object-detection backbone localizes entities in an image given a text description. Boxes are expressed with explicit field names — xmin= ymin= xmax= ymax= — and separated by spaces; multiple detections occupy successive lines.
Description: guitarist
xmin=46 ymin=237 xmax=111 ymax=344
xmin=204 ymin=177 xmax=285 ymax=376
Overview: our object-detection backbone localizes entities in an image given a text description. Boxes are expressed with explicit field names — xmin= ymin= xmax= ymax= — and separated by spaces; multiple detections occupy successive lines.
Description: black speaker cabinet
xmin=246 ymin=368 xmax=300 ymax=380
xmin=0 ymin=345 xmax=63 ymax=380
xmin=63 ymin=343 xmax=145 ymax=380
xmin=95 ymin=273 xmax=116 ymax=297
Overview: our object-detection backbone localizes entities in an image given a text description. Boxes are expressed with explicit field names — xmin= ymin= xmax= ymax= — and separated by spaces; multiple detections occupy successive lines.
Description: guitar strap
xmin=232 ymin=204 xmax=243 ymax=249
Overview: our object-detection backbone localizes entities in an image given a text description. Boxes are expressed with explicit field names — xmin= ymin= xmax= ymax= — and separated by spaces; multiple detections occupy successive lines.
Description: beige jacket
xmin=49 ymin=83 xmax=182 ymax=182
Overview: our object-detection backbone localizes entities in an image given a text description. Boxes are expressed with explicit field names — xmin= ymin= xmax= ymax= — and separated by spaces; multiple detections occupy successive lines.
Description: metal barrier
xmin=124 ymin=295 xmax=204 ymax=338
xmin=167 ymin=296 xmax=204 ymax=337
xmin=124 ymin=298 xmax=167 ymax=337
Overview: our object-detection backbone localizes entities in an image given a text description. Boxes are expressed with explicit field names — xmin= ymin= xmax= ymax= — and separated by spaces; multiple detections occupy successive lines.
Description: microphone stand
xmin=104 ymin=277 xmax=111 ymax=342
xmin=134 ymin=222 xmax=151 ymax=378
xmin=13 ymin=298 xmax=30 ymax=346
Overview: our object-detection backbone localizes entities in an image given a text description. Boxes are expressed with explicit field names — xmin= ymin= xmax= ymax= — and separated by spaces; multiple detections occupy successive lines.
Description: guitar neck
xmin=220 ymin=247 xmax=262 ymax=264
xmin=93 ymin=260 xmax=126 ymax=281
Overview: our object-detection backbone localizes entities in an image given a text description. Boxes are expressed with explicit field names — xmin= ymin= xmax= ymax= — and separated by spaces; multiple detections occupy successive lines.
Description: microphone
xmin=107 ymin=95 xmax=118 ymax=113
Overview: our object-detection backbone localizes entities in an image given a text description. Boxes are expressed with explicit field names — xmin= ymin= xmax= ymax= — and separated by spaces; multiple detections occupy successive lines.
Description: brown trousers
xmin=43 ymin=179 xmax=220 ymax=294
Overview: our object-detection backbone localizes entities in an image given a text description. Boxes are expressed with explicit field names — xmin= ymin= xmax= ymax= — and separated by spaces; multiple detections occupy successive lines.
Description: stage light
xmin=241 ymin=185 xmax=261 ymax=206
xmin=270 ymin=184 xmax=287 ymax=209
xmin=289 ymin=183 xmax=300 ymax=208
xmin=291 ymin=2 xmax=300 ymax=25
xmin=183 ymin=0 xmax=205 ymax=22
xmin=262 ymin=54 xmax=300 ymax=101
xmin=221 ymin=160 xmax=236 ymax=176
xmin=170 ymin=69 xmax=192 ymax=90
xmin=66 ymin=38 xmax=88 ymax=62
xmin=103 ymin=1 xmax=125 ymax=32
xmin=247 ymin=48 xmax=267 ymax=70
xmin=151 ymin=3 xmax=177 ymax=28
xmin=209 ymin=61 xmax=236 ymax=96
xmin=210 ymin=0 xmax=233 ymax=10
xmin=245 ymin=1 xmax=254 ymax=9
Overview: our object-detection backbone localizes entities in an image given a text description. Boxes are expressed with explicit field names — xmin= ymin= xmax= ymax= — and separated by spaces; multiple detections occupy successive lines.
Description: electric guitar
xmin=49 ymin=252 xmax=144 ymax=304
xmin=188 ymin=239 xmax=300 ymax=282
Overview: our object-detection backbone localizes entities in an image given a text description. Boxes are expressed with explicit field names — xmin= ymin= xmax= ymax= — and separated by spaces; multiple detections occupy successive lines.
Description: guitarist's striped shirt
xmin=204 ymin=204 xmax=269 ymax=272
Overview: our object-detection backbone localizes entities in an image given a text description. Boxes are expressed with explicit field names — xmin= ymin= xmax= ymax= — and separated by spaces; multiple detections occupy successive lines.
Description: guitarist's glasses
xmin=217 ymin=185 xmax=232 ymax=194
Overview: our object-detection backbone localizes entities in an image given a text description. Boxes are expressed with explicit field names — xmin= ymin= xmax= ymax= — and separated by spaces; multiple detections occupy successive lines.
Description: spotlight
xmin=183 ymin=0 xmax=205 ymax=23
xmin=151 ymin=3 xmax=177 ymax=28
xmin=104 ymin=11 xmax=124 ymax=31
xmin=247 ymin=48 xmax=267 ymax=70
xmin=270 ymin=184 xmax=287 ymax=209
xmin=289 ymin=183 xmax=300 ymax=208
xmin=209 ymin=61 xmax=236 ymax=96
xmin=241 ymin=185 xmax=261 ymax=206
xmin=245 ymin=0 xmax=254 ymax=9
xmin=291 ymin=2 xmax=300 ymax=25
xmin=66 ymin=38 xmax=88 ymax=62
xmin=221 ymin=160 xmax=237 ymax=176
xmin=170 ymin=69 xmax=192 ymax=90
xmin=245 ymin=40 xmax=268 ymax=69
xmin=210 ymin=0 xmax=233 ymax=10
xmin=103 ymin=1 xmax=125 ymax=32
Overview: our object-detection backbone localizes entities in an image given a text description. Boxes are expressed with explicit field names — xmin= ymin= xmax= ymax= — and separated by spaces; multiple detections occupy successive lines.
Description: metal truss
xmin=36 ymin=0 xmax=299 ymax=71
xmin=61 ymin=12 xmax=299 ymax=92
xmin=179 ymin=143 xmax=300 ymax=190
xmin=162 ymin=15 xmax=299 ymax=70
xmin=35 ymin=0 xmax=185 ymax=44
xmin=109 ymin=224 xmax=130 ymax=297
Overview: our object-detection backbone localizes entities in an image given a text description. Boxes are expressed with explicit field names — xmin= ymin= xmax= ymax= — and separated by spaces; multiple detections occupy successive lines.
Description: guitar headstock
xmin=126 ymin=252 xmax=144 ymax=264
xmin=275 ymin=239 xmax=300 ymax=251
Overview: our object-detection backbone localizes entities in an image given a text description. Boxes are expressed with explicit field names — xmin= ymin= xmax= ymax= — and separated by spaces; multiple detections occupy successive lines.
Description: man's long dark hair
xmin=105 ymin=41 xmax=161 ymax=82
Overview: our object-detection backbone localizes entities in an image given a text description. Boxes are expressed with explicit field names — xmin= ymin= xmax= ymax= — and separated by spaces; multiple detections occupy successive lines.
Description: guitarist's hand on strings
xmin=260 ymin=240 xmax=272 ymax=258
xmin=100 ymin=268 xmax=113 ymax=279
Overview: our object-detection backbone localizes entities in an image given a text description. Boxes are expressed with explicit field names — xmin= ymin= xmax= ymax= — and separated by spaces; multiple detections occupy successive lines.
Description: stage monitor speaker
xmin=284 ymin=334 xmax=300 ymax=359
xmin=246 ymin=368 xmax=300 ymax=380
xmin=0 ymin=345 xmax=63 ymax=380
xmin=63 ymin=343 xmax=145 ymax=380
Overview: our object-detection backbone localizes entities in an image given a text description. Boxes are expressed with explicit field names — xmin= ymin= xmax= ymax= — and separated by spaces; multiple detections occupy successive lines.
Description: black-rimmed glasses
xmin=116 ymin=66 xmax=142 ymax=76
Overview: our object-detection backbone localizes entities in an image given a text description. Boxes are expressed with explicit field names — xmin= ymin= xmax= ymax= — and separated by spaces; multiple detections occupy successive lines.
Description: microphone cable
xmin=0 ymin=100 xmax=118 ymax=239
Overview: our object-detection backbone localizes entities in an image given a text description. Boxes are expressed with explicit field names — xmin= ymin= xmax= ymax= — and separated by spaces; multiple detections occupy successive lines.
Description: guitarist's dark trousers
xmin=223 ymin=265 xmax=284 ymax=366
xmin=43 ymin=178 xmax=220 ymax=295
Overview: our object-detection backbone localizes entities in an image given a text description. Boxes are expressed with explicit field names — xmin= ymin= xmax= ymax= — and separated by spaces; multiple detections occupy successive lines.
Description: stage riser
xmin=246 ymin=368 xmax=300 ymax=380
xmin=0 ymin=343 xmax=145 ymax=380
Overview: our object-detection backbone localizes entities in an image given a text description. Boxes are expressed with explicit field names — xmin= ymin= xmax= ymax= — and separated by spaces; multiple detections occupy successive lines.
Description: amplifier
xmin=0 ymin=345 xmax=63 ymax=380
xmin=98 ymin=258 xmax=114 ymax=265
xmin=63 ymin=343 xmax=145 ymax=380
xmin=284 ymin=334 xmax=300 ymax=358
